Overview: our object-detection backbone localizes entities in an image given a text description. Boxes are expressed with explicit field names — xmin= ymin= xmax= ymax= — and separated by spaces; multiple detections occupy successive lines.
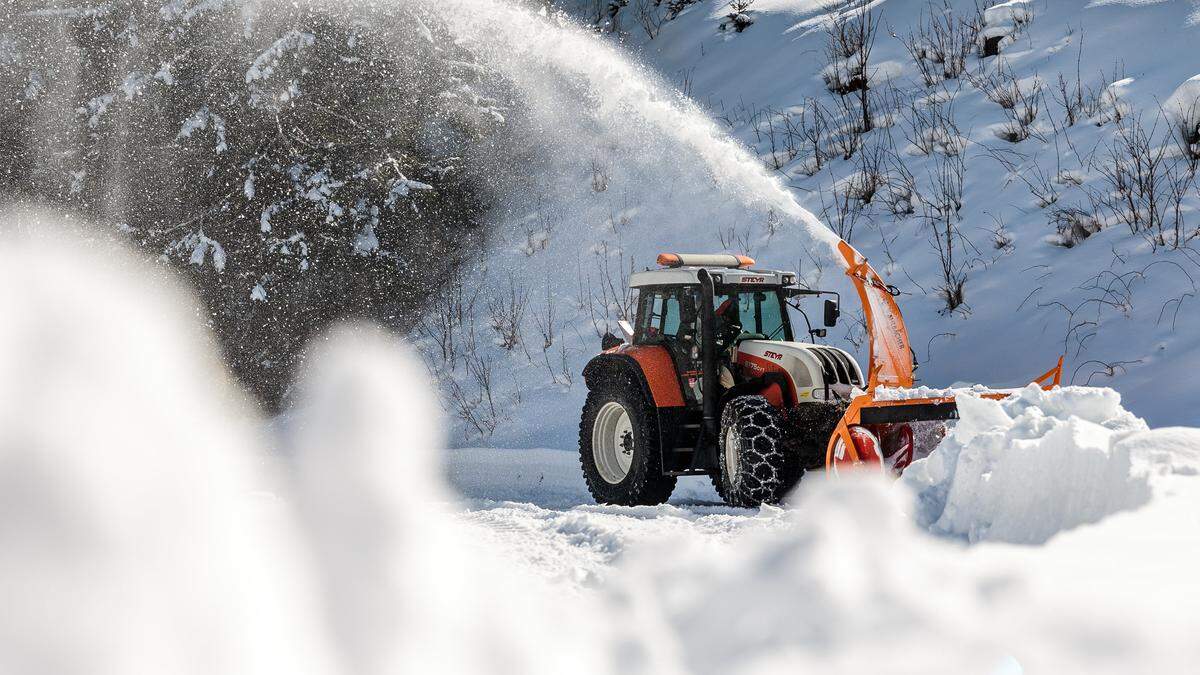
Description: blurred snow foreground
xmin=2 ymin=214 xmax=1200 ymax=674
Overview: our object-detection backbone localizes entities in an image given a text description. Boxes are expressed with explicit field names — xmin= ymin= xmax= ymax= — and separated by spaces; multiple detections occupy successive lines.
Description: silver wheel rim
xmin=593 ymin=401 xmax=635 ymax=484
xmin=724 ymin=425 xmax=741 ymax=481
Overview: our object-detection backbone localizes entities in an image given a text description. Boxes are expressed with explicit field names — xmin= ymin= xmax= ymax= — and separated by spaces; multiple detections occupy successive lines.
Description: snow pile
xmin=978 ymin=0 xmax=1033 ymax=54
xmin=0 ymin=210 xmax=336 ymax=675
xmin=286 ymin=325 xmax=607 ymax=675
xmin=902 ymin=385 xmax=1151 ymax=543
xmin=1165 ymin=73 xmax=1200 ymax=149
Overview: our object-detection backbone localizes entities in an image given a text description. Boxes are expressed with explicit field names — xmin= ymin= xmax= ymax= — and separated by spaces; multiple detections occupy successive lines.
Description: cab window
xmin=714 ymin=289 xmax=791 ymax=340
xmin=636 ymin=287 xmax=697 ymax=344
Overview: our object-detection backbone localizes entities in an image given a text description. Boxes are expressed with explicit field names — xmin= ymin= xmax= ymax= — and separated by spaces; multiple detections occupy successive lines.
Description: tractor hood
xmin=734 ymin=340 xmax=864 ymax=403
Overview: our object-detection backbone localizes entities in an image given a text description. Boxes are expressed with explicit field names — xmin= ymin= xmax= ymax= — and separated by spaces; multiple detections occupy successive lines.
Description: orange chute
xmin=837 ymin=241 xmax=914 ymax=390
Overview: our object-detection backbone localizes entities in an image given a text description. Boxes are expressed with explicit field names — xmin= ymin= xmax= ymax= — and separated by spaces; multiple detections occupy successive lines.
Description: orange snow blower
xmin=824 ymin=241 xmax=1062 ymax=473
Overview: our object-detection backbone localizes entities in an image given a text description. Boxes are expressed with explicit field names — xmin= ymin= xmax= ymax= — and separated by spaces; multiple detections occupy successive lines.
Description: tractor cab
xmin=623 ymin=253 xmax=860 ymax=407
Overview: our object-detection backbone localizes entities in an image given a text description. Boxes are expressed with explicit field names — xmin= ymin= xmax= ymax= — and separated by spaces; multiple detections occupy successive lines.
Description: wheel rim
xmin=593 ymin=401 xmax=635 ymax=484
xmin=724 ymin=425 xmax=741 ymax=481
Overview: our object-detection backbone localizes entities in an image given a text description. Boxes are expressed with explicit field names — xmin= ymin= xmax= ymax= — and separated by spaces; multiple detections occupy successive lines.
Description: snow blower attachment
xmin=579 ymin=245 xmax=1063 ymax=507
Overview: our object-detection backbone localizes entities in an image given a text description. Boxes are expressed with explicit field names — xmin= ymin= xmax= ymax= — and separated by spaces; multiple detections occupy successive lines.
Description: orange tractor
xmin=579 ymin=243 xmax=1062 ymax=506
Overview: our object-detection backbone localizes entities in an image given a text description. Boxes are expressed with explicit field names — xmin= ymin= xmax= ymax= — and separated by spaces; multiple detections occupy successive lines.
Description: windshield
xmin=714 ymin=289 xmax=790 ymax=341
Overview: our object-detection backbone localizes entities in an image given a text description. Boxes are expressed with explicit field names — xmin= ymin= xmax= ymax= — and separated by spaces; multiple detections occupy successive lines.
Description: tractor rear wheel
xmin=713 ymin=395 xmax=802 ymax=507
xmin=579 ymin=374 xmax=676 ymax=505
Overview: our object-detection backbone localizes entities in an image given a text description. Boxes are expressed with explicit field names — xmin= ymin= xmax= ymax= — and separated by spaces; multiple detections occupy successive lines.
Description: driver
xmin=713 ymin=297 xmax=740 ymax=389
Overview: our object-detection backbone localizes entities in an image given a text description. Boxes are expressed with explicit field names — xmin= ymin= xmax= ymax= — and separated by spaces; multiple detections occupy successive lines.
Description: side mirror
xmin=601 ymin=332 xmax=624 ymax=351
xmin=809 ymin=328 xmax=827 ymax=339
xmin=823 ymin=299 xmax=840 ymax=327
xmin=617 ymin=319 xmax=635 ymax=341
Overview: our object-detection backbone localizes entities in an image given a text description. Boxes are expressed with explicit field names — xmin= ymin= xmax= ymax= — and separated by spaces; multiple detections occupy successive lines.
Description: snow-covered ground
xmin=3 ymin=214 xmax=1200 ymax=672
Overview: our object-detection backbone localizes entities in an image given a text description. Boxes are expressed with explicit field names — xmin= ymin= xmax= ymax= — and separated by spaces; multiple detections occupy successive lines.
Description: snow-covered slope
xmin=612 ymin=0 xmax=1200 ymax=428
xmin=420 ymin=0 xmax=1200 ymax=447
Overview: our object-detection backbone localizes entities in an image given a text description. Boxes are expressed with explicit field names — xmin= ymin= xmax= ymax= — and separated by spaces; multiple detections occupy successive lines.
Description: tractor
xmin=578 ymin=244 xmax=1063 ymax=507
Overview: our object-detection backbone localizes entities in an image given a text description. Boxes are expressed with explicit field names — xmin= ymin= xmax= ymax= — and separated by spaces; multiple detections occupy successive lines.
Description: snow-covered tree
xmin=0 ymin=0 xmax=506 ymax=409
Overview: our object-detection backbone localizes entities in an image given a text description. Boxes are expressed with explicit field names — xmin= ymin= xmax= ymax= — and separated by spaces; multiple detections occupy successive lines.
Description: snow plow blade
xmin=825 ymin=241 xmax=1064 ymax=473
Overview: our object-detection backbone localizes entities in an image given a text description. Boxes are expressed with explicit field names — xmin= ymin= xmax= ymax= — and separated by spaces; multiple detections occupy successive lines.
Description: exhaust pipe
xmin=692 ymin=268 xmax=719 ymax=469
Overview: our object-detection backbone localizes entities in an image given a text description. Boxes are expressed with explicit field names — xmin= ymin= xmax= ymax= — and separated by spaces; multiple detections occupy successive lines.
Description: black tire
xmin=579 ymin=373 xmax=676 ymax=506
xmin=713 ymin=395 xmax=802 ymax=507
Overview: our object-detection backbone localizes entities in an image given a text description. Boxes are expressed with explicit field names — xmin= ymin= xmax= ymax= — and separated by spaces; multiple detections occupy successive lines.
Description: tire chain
xmin=720 ymin=396 xmax=794 ymax=506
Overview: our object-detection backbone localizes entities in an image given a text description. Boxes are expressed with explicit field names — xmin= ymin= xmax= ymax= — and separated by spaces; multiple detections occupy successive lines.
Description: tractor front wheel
xmin=714 ymin=395 xmax=801 ymax=507
xmin=579 ymin=374 xmax=676 ymax=506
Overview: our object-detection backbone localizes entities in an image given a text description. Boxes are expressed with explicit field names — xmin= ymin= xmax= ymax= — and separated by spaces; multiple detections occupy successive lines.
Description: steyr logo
xmin=741 ymin=276 xmax=766 ymax=283
xmin=764 ymin=350 xmax=783 ymax=360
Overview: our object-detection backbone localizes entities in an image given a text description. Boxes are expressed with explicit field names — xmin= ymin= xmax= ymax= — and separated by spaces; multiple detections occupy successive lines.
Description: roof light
xmin=655 ymin=253 xmax=756 ymax=269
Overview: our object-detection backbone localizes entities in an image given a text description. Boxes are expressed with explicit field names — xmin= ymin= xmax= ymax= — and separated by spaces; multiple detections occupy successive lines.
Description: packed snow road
xmin=437 ymin=385 xmax=1200 ymax=673
xmin=446 ymin=448 xmax=792 ymax=591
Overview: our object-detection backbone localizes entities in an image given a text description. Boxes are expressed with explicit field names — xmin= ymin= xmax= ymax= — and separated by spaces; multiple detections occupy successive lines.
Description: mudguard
xmin=584 ymin=344 xmax=685 ymax=408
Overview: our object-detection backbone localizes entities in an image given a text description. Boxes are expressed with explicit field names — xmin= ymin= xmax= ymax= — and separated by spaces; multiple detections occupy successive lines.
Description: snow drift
xmin=0 ymin=209 xmax=335 ymax=675
xmin=3 ymin=217 xmax=1199 ymax=673
xmin=902 ymin=385 xmax=1151 ymax=544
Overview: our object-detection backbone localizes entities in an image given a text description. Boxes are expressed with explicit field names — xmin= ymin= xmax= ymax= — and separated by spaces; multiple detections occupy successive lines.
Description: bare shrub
xmin=1049 ymin=207 xmax=1101 ymax=248
xmin=821 ymin=179 xmax=862 ymax=242
xmin=633 ymin=0 xmax=668 ymax=39
xmin=575 ymin=246 xmax=637 ymax=340
xmin=897 ymin=0 xmax=984 ymax=87
xmin=986 ymin=214 xmax=1014 ymax=251
xmin=843 ymin=139 xmax=888 ymax=205
xmin=965 ymin=59 xmax=1022 ymax=109
xmin=923 ymin=151 xmax=969 ymax=313
xmin=444 ymin=325 xmax=502 ymax=438
xmin=1050 ymin=33 xmax=1086 ymax=127
xmin=718 ymin=222 xmax=755 ymax=254
xmin=754 ymin=107 xmax=805 ymax=170
xmin=720 ymin=0 xmax=755 ymax=33
xmin=801 ymin=98 xmax=832 ymax=174
xmin=1000 ymin=79 xmax=1043 ymax=143
xmin=828 ymin=93 xmax=869 ymax=160
xmin=884 ymin=149 xmax=921 ymax=218
xmin=1165 ymin=151 xmax=1197 ymax=247
xmin=530 ymin=278 xmax=573 ymax=385
xmin=824 ymin=5 xmax=879 ymax=133
xmin=417 ymin=266 xmax=482 ymax=370
xmin=590 ymin=158 xmax=609 ymax=193
xmin=1089 ymin=113 xmax=1172 ymax=247
xmin=901 ymin=95 xmax=965 ymax=156
xmin=486 ymin=272 xmax=528 ymax=351
xmin=982 ymin=144 xmax=1060 ymax=207
xmin=1076 ymin=61 xmax=1129 ymax=126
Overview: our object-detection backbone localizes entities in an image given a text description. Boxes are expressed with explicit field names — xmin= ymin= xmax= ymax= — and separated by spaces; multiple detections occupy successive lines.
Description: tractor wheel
xmin=579 ymin=374 xmax=676 ymax=506
xmin=713 ymin=395 xmax=801 ymax=507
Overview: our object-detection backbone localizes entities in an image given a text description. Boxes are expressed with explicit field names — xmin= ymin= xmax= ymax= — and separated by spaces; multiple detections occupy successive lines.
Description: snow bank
xmin=1165 ymin=73 xmax=1200 ymax=146
xmin=0 ymin=209 xmax=336 ymax=675
xmin=286 ymin=325 xmax=607 ymax=675
xmin=902 ymin=385 xmax=1151 ymax=544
